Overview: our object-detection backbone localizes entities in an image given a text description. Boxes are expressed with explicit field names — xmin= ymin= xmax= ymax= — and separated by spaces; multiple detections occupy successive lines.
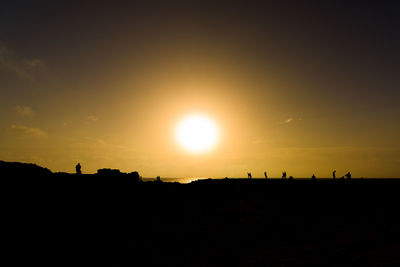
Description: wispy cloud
xmin=87 ymin=115 xmax=99 ymax=122
xmin=7 ymin=125 xmax=47 ymax=138
xmin=280 ymin=118 xmax=293 ymax=124
xmin=83 ymin=137 xmax=125 ymax=149
xmin=14 ymin=105 xmax=35 ymax=117
xmin=23 ymin=59 xmax=42 ymax=68
xmin=0 ymin=41 xmax=43 ymax=80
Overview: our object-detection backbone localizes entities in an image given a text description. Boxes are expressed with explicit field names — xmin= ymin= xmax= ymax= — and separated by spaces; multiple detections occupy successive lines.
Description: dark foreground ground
xmin=3 ymin=176 xmax=400 ymax=266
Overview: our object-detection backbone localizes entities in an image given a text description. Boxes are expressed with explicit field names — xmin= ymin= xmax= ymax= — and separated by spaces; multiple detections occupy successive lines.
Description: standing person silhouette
xmin=282 ymin=171 xmax=286 ymax=179
xmin=345 ymin=172 xmax=351 ymax=180
xmin=333 ymin=170 xmax=336 ymax=179
xmin=248 ymin=172 xmax=252 ymax=179
xmin=76 ymin=163 xmax=82 ymax=175
xmin=264 ymin=171 xmax=268 ymax=179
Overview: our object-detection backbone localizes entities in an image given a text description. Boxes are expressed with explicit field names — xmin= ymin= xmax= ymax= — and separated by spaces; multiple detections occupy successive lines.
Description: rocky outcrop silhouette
xmin=96 ymin=168 xmax=122 ymax=176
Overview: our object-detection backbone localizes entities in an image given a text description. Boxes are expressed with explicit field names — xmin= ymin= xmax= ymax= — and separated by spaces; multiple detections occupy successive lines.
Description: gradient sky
xmin=1 ymin=1 xmax=399 ymax=177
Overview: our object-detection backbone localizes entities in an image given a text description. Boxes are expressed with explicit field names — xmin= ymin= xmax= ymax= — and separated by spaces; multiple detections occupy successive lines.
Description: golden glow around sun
xmin=175 ymin=114 xmax=219 ymax=153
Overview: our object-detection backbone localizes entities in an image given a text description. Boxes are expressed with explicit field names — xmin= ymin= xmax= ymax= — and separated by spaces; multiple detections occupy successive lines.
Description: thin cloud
xmin=87 ymin=115 xmax=99 ymax=122
xmin=84 ymin=137 xmax=124 ymax=149
xmin=15 ymin=105 xmax=35 ymax=117
xmin=23 ymin=59 xmax=42 ymax=68
xmin=7 ymin=125 xmax=48 ymax=138
xmin=0 ymin=41 xmax=43 ymax=80
xmin=280 ymin=118 xmax=293 ymax=124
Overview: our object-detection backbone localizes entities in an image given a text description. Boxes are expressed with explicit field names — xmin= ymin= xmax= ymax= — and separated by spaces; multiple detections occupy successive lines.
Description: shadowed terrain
xmin=2 ymin=161 xmax=400 ymax=266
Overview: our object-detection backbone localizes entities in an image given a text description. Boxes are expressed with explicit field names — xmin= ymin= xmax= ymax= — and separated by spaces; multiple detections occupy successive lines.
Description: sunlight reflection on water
xmin=142 ymin=178 xmax=215 ymax=184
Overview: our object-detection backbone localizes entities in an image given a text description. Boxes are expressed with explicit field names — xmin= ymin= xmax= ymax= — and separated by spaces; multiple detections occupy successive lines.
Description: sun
xmin=175 ymin=114 xmax=219 ymax=153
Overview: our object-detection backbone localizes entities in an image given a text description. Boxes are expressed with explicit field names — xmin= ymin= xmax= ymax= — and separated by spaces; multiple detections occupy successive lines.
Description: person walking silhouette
xmin=76 ymin=163 xmax=82 ymax=175
xmin=282 ymin=171 xmax=286 ymax=179
xmin=264 ymin=171 xmax=268 ymax=179
xmin=248 ymin=172 xmax=252 ymax=179
xmin=333 ymin=170 xmax=336 ymax=179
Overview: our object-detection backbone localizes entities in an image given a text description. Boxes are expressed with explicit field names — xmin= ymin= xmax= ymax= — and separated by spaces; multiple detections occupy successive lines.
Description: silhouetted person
xmin=75 ymin=163 xmax=81 ymax=175
xmin=264 ymin=171 xmax=268 ymax=179
xmin=156 ymin=176 xmax=161 ymax=182
xmin=312 ymin=174 xmax=316 ymax=180
xmin=333 ymin=170 xmax=336 ymax=179
xmin=248 ymin=172 xmax=252 ymax=179
xmin=282 ymin=171 xmax=286 ymax=179
xmin=345 ymin=172 xmax=351 ymax=180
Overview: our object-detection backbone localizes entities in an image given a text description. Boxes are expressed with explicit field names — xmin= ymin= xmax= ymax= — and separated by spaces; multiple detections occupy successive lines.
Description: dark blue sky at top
xmin=1 ymin=0 xmax=400 ymax=108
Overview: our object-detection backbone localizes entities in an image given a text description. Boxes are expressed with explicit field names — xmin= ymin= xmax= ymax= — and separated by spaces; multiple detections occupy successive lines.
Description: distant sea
xmin=141 ymin=177 xmax=216 ymax=184
xmin=141 ymin=177 xmax=272 ymax=183
xmin=141 ymin=177 xmax=390 ymax=183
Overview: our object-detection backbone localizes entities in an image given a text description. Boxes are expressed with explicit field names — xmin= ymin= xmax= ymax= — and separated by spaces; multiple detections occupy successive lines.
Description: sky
xmin=0 ymin=0 xmax=399 ymax=177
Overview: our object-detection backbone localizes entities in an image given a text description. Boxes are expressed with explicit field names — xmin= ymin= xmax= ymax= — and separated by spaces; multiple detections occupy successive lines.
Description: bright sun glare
xmin=176 ymin=114 xmax=219 ymax=153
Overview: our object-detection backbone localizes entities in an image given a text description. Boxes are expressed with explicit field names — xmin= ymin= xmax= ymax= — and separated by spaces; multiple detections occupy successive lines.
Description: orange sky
xmin=0 ymin=1 xmax=399 ymax=177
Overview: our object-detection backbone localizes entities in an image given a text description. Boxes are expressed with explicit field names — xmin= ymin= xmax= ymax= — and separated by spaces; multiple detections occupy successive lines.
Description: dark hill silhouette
xmin=0 ymin=160 xmax=52 ymax=177
xmin=2 ymin=160 xmax=400 ymax=266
